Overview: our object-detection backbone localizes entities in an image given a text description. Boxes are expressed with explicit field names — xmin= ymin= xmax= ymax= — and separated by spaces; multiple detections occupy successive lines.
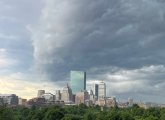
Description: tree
xmin=143 ymin=115 xmax=159 ymax=120
xmin=84 ymin=112 xmax=97 ymax=120
xmin=62 ymin=114 xmax=82 ymax=120
xmin=44 ymin=109 xmax=64 ymax=120
xmin=0 ymin=108 xmax=16 ymax=120
xmin=121 ymin=112 xmax=135 ymax=120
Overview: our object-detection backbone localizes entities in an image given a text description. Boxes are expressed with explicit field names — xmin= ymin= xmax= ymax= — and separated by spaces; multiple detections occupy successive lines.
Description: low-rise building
xmin=75 ymin=90 xmax=89 ymax=105
xmin=40 ymin=93 xmax=55 ymax=103
xmin=18 ymin=98 xmax=27 ymax=106
xmin=0 ymin=94 xmax=18 ymax=106
xmin=106 ymin=97 xmax=117 ymax=107
xmin=26 ymin=97 xmax=45 ymax=108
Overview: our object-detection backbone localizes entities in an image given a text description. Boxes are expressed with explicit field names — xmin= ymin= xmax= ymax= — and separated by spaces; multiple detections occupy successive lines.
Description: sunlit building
xmin=106 ymin=97 xmax=117 ymax=107
xmin=75 ymin=90 xmax=89 ymax=105
xmin=70 ymin=71 xmax=86 ymax=94
xmin=61 ymin=84 xmax=73 ymax=103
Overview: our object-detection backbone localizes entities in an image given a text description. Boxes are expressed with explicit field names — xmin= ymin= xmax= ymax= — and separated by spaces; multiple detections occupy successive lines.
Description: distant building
xmin=18 ymin=98 xmax=27 ymax=106
xmin=61 ymin=84 xmax=73 ymax=103
xmin=26 ymin=97 xmax=45 ymax=108
xmin=55 ymin=90 xmax=61 ymax=101
xmin=37 ymin=90 xmax=45 ymax=98
xmin=40 ymin=93 xmax=55 ymax=103
xmin=94 ymin=84 xmax=99 ymax=100
xmin=75 ymin=90 xmax=89 ymax=105
xmin=97 ymin=98 xmax=106 ymax=107
xmin=89 ymin=90 xmax=95 ymax=101
xmin=70 ymin=71 xmax=86 ymax=94
xmin=128 ymin=98 xmax=133 ymax=107
xmin=98 ymin=81 xmax=106 ymax=99
xmin=0 ymin=94 xmax=18 ymax=106
xmin=106 ymin=97 xmax=117 ymax=107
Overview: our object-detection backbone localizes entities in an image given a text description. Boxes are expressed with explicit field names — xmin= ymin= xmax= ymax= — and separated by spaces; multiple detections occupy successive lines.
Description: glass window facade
xmin=70 ymin=71 xmax=86 ymax=94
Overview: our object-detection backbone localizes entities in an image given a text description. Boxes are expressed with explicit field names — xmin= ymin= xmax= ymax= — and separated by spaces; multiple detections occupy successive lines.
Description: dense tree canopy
xmin=0 ymin=104 xmax=164 ymax=120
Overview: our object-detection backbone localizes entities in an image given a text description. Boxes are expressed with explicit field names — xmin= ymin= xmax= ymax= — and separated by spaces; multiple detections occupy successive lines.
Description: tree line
xmin=0 ymin=104 xmax=165 ymax=120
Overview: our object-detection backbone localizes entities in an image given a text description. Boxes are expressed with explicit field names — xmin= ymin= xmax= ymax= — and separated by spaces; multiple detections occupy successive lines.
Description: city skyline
xmin=0 ymin=0 xmax=165 ymax=103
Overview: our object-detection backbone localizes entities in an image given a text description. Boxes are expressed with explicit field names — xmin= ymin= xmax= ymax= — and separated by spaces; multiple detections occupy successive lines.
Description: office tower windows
xmin=70 ymin=71 xmax=86 ymax=94
xmin=98 ymin=81 xmax=106 ymax=99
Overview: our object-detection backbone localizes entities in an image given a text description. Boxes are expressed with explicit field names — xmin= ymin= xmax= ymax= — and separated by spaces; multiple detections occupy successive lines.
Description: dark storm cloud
xmin=31 ymin=0 xmax=165 ymax=80
xmin=30 ymin=0 xmax=165 ymax=103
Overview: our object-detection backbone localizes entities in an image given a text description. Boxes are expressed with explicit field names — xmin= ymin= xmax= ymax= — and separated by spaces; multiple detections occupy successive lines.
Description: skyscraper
xmin=94 ymin=84 xmax=99 ymax=100
xmin=98 ymin=81 xmax=106 ymax=99
xmin=55 ymin=90 xmax=61 ymax=101
xmin=61 ymin=84 xmax=73 ymax=103
xmin=70 ymin=71 xmax=86 ymax=94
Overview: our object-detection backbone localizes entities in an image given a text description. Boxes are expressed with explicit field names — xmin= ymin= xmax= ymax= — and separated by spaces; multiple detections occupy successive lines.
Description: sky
xmin=0 ymin=0 xmax=165 ymax=103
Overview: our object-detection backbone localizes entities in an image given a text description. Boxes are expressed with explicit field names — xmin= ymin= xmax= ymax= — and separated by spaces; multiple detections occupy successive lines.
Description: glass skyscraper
xmin=70 ymin=71 xmax=86 ymax=94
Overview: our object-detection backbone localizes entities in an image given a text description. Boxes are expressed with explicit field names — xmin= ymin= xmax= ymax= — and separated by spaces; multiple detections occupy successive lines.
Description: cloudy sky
xmin=0 ymin=0 xmax=165 ymax=103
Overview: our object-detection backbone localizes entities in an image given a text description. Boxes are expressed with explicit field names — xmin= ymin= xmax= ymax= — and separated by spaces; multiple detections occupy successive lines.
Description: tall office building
xmin=94 ymin=84 xmax=99 ymax=100
xmin=61 ymin=84 xmax=73 ymax=103
xmin=98 ymin=81 xmax=106 ymax=99
xmin=70 ymin=71 xmax=86 ymax=94
xmin=55 ymin=90 xmax=61 ymax=101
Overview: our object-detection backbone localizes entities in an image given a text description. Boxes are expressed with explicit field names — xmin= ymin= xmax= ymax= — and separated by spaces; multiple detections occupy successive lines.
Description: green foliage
xmin=84 ymin=111 xmax=97 ymax=120
xmin=44 ymin=109 xmax=64 ymax=120
xmin=0 ymin=104 xmax=164 ymax=120
xmin=0 ymin=108 xmax=16 ymax=120
xmin=106 ymin=111 xmax=122 ymax=120
xmin=62 ymin=114 xmax=82 ymax=120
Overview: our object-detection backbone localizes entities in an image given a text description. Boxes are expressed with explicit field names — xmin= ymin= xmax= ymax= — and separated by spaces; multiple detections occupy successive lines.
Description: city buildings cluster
xmin=0 ymin=71 xmax=165 ymax=109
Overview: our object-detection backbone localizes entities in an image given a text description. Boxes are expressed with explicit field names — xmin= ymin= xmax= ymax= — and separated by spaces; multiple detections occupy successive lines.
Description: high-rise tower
xmin=98 ymin=81 xmax=106 ymax=99
xmin=94 ymin=84 xmax=99 ymax=100
xmin=70 ymin=71 xmax=86 ymax=94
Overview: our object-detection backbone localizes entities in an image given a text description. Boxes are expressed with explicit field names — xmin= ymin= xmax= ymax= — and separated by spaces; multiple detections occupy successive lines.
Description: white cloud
xmin=102 ymin=65 xmax=165 ymax=97
xmin=0 ymin=73 xmax=61 ymax=99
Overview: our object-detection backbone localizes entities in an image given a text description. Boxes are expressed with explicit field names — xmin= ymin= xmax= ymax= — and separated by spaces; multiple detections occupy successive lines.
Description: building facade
xmin=70 ymin=71 xmax=86 ymax=94
xmin=75 ymin=90 xmax=89 ymax=105
xmin=94 ymin=84 xmax=99 ymax=100
xmin=61 ymin=84 xmax=73 ymax=103
xmin=40 ymin=93 xmax=55 ymax=103
xmin=55 ymin=90 xmax=61 ymax=101
xmin=98 ymin=81 xmax=106 ymax=99
xmin=0 ymin=94 xmax=18 ymax=106
xmin=18 ymin=98 xmax=27 ymax=106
